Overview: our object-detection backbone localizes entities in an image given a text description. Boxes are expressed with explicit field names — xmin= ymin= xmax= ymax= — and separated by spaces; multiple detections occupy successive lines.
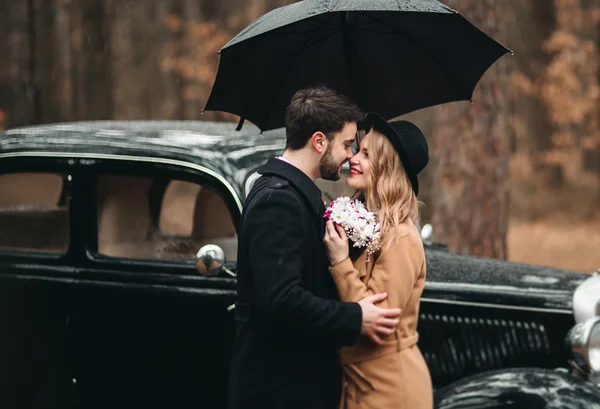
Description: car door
xmin=0 ymin=159 xmax=77 ymax=409
xmin=70 ymin=161 xmax=238 ymax=409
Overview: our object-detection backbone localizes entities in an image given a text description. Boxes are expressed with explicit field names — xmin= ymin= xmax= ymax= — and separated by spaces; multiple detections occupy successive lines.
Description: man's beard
xmin=319 ymin=145 xmax=342 ymax=181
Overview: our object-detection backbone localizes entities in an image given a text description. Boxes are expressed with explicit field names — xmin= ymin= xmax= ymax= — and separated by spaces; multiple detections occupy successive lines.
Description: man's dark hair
xmin=284 ymin=85 xmax=363 ymax=150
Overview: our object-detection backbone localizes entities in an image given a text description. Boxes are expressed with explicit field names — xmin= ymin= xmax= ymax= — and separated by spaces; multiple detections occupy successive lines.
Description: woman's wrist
xmin=329 ymin=256 xmax=349 ymax=267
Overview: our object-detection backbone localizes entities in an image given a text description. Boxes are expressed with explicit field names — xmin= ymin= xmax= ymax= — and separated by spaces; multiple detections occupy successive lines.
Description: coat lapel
xmin=257 ymin=158 xmax=323 ymax=216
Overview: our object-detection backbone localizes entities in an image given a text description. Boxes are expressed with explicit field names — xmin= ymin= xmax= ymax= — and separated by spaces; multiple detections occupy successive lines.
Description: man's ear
xmin=311 ymin=131 xmax=328 ymax=154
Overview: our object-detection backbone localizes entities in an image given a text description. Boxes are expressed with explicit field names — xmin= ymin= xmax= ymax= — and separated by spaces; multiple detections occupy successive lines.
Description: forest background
xmin=1 ymin=0 xmax=599 ymax=272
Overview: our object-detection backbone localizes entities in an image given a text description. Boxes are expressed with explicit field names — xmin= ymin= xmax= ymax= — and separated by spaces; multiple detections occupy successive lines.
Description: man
xmin=229 ymin=85 xmax=401 ymax=409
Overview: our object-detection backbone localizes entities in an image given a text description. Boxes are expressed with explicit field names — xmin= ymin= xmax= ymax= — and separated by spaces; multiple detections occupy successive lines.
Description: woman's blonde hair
xmin=355 ymin=128 xmax=422 ymax=243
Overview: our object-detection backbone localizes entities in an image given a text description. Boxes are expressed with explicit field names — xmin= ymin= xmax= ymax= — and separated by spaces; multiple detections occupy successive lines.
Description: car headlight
xmin=573 ymin=273 xmax=600 ymax=324
xmin=567 ymin=316 xmax=600 ymax=375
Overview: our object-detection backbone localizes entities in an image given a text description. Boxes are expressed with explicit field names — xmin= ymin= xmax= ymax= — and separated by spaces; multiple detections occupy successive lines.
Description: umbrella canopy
xmin=204 ymin=0 xmax=510 ymax=131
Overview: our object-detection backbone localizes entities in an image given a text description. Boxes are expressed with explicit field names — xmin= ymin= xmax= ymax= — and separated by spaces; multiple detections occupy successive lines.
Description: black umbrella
xmin=204 ymin=0 xmax=511 ymax=131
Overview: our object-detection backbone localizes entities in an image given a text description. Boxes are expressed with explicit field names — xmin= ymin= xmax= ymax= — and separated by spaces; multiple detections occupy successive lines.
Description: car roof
xmin=0 ymin=120 xmax=287 ymax=198
xmin=0 ymin=120 xmax=587 ymax=307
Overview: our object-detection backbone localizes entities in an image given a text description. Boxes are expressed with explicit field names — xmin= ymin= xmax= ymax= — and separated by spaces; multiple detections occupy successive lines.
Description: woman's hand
xmin=324 ymin=220 xmax=349 ymax=265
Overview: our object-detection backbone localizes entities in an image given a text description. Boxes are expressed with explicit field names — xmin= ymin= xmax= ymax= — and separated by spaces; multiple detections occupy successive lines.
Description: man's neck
xmin=280 ymin=150 xmax=319 ymax=182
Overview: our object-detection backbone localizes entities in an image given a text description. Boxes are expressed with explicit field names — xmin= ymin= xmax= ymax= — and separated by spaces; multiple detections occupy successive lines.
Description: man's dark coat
xmin=228 ymin=158 xmax=362 ymax=409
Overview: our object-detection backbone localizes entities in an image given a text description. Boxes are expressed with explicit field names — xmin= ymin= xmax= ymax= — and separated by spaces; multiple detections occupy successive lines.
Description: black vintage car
xmin=0 ymin=121 xmax=598 ymax=409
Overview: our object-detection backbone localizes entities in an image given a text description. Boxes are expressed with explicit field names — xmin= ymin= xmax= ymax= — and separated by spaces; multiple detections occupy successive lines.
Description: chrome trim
xmin=9 ymin=272 xmax=237 ymax=295
xmin=427 ymin=281 xmax=569 ymax=297
xmin=420 ymin=297 xmax=572 ymax=315
xmin=0 ymin=151 xmax=243 ymax=212
xmin=567 ymin=316 xmax=600 ymax=375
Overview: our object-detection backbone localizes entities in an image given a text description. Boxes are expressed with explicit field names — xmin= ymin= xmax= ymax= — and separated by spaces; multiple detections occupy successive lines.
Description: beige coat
xmin=329 ymin=219 xmax=433 ymax=409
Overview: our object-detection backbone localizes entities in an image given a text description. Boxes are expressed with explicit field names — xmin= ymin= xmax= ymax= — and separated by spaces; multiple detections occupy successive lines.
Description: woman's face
xmin=346 ymin=131 xmax=372 ymax=192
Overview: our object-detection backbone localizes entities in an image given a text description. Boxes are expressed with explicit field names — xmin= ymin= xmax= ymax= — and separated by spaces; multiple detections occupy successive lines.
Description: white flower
xmin=354 ymin=218 xmax=368 ymax=231
xmin=330 ymin=207 xmax=346 ymax=223
xmin=334 ymin=196 xmax=352 ymax=209
xmin=361 ymin=223 xmax=375 ymax=237
xmin=324 ymin=197 xmax=382 ymax=255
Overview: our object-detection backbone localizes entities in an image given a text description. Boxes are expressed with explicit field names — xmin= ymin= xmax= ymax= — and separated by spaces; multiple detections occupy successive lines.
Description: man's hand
xmin=358 ymin=293 xmax=401 ymax=345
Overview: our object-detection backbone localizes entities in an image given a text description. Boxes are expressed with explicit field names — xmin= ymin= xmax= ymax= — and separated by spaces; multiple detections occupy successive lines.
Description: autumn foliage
xmin=0 ymin=0 xmax=598 ymax=265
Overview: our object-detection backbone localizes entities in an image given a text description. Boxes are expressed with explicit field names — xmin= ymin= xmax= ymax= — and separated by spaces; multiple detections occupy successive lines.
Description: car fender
xmin=435 ymin=367 xmax=600 ymax=409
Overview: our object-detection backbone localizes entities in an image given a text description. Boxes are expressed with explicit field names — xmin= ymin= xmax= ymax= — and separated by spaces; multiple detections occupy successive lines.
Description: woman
xmin=324 ymin=112 xmax=433 ymax=409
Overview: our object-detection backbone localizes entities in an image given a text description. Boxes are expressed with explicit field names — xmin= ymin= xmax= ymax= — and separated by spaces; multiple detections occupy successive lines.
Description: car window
xmin=96 ymin=175 xmax=237 ymax=263
xmin=0 ymin=172 xmax=70 ymax=253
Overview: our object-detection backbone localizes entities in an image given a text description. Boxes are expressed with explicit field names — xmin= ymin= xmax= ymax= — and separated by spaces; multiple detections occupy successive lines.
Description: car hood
xmin=424 ymin=248 xmax=587 ymax=312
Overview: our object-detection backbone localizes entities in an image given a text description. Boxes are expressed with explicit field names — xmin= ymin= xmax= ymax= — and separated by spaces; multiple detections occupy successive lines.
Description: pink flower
xmin=322 ymin=197 xmax=381 ymax=255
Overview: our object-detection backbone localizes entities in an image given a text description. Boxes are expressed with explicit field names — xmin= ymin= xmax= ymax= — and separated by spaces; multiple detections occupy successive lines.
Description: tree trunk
xmin=33 ymin=0 xmax=60 ymax=124
xmin=431 ymin=0 xmax=510 ymax=259
xmin=0 ymin=0 xmax=36 ymax=129
xmin=507 ymin=0 xmax=556 ymax=154
xmin=107 ymin=0 xmax=184 ymax=120
xmin=52 ymin=0 xmax=76 ymax=122
xmin=70 ymin=0 xmax=113 ymax=120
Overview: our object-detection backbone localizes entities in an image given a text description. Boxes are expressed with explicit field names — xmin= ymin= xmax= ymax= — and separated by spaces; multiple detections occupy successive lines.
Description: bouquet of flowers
xmin=324 ymin=197 xmax=381 ymax=255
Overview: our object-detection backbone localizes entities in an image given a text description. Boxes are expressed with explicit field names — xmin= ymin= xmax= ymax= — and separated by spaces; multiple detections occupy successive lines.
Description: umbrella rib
xmin=362 ymin=13 xmax=472 ymax=100
xmin=245 ymin=26 xmax=340 ymax=54
xmin=248 ymin=21 xmax=343 ymax=40
xmin=254 ymin=27 xmax=340 ymax=38
xmin=299 ymin=29 xmax=342 ymax=53
xmin=347 ymin=11 xmax=370 ymax=110
xmin=231 ymin=17 xmax=343 ymax=44
xmin=350 ymin=12 xmax=406 ymax=29
xmin=260 ymin=12 xmax=339 ymax=130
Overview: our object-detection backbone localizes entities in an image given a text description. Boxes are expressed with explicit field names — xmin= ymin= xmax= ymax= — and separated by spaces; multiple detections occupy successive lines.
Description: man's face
xmin=319 ymin=122 xmax=357 ymax=181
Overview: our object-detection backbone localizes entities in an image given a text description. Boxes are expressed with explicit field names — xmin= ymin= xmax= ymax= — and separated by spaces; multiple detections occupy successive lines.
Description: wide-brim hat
xmin=359 ymin=112 xmax=429 ymax=195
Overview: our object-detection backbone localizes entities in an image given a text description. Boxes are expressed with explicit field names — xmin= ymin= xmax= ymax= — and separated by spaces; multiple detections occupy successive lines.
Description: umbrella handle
xmin=236 ymin=117 xmax=245 ymax=131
